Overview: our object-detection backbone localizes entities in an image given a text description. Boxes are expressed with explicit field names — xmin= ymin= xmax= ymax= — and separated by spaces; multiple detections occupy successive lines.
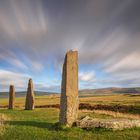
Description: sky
xmin=0 ymin=0 xmax=140 ymax=92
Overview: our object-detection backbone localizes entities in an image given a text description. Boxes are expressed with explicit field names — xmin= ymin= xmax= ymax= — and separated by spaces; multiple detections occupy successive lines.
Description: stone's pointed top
xmin=9 ymin=85 xmax=15 ymax=91
xmin=66 ymin=50 xmax=78 ymax=58
xmin=67 ymin=50 xmax=78 ymax=53
xmin=29 ymin=78 xmax=33 ymax=82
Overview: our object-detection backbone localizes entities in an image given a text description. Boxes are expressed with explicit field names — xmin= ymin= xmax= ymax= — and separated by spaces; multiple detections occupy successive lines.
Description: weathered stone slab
xmin=25 ymin=79 xmax=35 ymax=110
xmin=59 ymin=50 xmax=79 ymax=127
xmin=8 ymin=85 xmax=15 ymax=109
xmin=76 ymin=116 xmax=140 ymax=130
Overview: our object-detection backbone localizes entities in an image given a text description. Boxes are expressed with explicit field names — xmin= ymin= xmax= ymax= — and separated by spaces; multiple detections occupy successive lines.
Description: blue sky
xmin=0 ymin=0 xmax=140 ymax=92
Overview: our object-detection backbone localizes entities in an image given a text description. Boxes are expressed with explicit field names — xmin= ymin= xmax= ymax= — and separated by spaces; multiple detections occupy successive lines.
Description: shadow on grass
xmin=5 ymin=121 xmax=59 ymax=131
xmin=5 ymin=120 xmax=89 ymax=132
xmin=5 ymin=120 xmax=86 ymax=132
xmin=5 ymin=120 xmax=140 ymax=133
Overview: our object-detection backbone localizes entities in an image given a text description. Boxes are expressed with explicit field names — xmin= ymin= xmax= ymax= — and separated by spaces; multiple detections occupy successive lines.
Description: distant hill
xmin=79 ymin=87 xmax=140 ymax=95
xmin=0 ymin=91 xmax=58 ymax=98
xmin=0 ymin=87 xmax=140 ymax=98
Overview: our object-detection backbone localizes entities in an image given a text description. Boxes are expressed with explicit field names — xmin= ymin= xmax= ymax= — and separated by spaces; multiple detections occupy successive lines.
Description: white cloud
xmin=105 ymin=53 xmax=140 ymax=73
xmin=0 ymin=69 xmax=30 ymax=91
xmin=79 ymin=71 xmax=95 ymax=82
xmin=0 ymin=69 xmax=59 ymax=92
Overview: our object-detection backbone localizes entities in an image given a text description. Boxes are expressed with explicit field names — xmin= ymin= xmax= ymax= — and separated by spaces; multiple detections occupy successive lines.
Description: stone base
xmin=76 ymin=116 xmax=140 ymax=130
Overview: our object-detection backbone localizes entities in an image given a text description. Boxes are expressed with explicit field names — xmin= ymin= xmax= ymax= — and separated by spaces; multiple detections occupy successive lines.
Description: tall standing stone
xmin=59 ymin=50 xmax=79 ymax=127
xmin=25 ymin=79 xmax=35 ymax=110
xmin=8 ymin=85 xmax=15 ymax=109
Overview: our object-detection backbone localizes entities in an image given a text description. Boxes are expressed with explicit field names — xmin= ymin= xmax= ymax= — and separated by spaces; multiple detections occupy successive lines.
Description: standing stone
xmin=8 ymin=85 xmax=15 ymax=109
xmin=25 ymin=79 xmax=35 ymax=110
xmin=59 ymin=50 xmax=79 ymax=127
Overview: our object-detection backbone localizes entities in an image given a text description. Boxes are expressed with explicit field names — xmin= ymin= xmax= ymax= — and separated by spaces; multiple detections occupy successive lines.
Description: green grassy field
xmin=0 ymin=94 xmax=140 ymax=140
xmin=0 ymin=108 xmax=140 ymax=140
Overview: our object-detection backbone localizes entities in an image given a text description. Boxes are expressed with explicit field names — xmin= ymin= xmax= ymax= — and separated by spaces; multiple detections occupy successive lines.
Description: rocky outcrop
xmin=8 ymin=85 xmax=15 ymax=109
xmin=76 ymin=116 xmax=140 ymax=130
xmin=25 ymin=79 xmax=35 ymax=110
xmin=59 ymin=50 xmax=79 ymax=127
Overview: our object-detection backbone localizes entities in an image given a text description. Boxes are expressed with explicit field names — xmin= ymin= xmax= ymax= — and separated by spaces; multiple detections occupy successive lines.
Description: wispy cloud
xmin=105 ymin=52 xmax=140 ymax=73
xmin=0 ymin=69 xmax=30 ymax=91
xmin=34 ymin=83 xmax=60 ymax=92
xmin=0 ymin=0 xmax=140 ymax=90
xmin=0 ymin=50 xmax=28 ymax=70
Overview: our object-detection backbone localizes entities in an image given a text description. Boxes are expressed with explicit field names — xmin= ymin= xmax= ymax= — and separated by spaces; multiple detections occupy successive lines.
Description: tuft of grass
xmin=0 ymin=113 xmax=10 ymax=121
xmin=0 ymin=114 xmax=10 ymax=136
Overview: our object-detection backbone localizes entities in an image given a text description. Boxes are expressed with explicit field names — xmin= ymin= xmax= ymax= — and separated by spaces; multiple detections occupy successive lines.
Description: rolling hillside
xmin=79 ymin=87 xmax=140 ymax=95
xmin=0 ymin=87 xmax=140 ymax=98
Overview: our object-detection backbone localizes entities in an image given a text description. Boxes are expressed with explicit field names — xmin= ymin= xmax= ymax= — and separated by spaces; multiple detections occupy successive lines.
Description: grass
xmin=1 ymin=94 xmax=140 ymax=107
xmin=0 ymin=108 xmax=139 ymax=140
xmin=92 ymin=110 xmax=140 ymax=119
xmin=0 ymin=94 xmax=139 ymax=140
xmin=80 ymin=94 xmax=140 ymax=106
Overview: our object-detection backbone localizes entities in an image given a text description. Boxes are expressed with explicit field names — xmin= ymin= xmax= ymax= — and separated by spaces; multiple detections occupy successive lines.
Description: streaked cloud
xmin=34 ymin=83 xmax=60 ymax=92
xmin=0 ymin=69 xmax=30 ymax=91
xmin=0 ymin=50 xmax=27 ymax=70
xmin=105 ymin=53 xmax=140 ymax=73
xmin=0 ymin=0 xmax=140 ymax=91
